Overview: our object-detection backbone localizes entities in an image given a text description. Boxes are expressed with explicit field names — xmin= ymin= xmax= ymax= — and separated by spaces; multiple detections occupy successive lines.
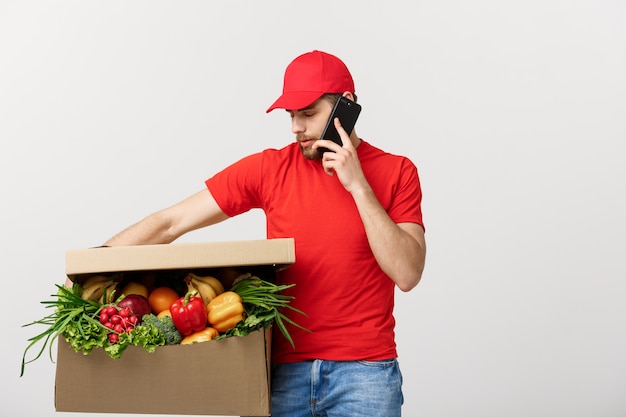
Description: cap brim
xmin=266 ymin=91 xmax=324 ymax=113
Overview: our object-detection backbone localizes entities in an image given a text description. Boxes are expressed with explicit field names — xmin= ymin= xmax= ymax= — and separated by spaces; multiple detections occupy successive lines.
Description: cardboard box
xmin=55 ymin=329 xmax=272 ymax=415
xmin=55 ymin=238 xmax=295 ymax=416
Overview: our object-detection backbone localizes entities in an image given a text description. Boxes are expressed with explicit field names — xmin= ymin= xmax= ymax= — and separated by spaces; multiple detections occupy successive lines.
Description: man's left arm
xmin=350 ymin=186 xmax=426 ymax=291
xmin=316 ymin=136 xmax=425 ymax=291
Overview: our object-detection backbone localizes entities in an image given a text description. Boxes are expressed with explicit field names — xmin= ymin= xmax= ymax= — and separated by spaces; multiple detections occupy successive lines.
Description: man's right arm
xmin=65 ymin=189 xmax=226 ymax=288
xmin=104 ymin=188 xmax=229 ymax=246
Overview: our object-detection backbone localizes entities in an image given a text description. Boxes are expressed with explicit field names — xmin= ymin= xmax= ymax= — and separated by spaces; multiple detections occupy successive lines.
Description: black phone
xmin=318 ymin=96 xmax=362 ymax=154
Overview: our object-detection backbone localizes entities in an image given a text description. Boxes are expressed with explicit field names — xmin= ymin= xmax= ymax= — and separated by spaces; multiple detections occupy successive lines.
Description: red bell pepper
xmin=169 ymin=290 xmax=207 ymax=336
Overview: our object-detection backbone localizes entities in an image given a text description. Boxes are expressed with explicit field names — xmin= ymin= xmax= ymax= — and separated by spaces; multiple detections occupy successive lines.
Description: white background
xmin=2 ymin=1 xmax=625 ymax=416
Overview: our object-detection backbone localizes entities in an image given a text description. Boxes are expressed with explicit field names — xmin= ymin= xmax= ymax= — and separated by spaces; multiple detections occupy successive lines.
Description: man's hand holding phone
xmin=313 ymin=96 xmax=368 ymax=191
xmin=315 ymin=115 xmax=349 ymax=151
xmin=315 ymin=117 xmax=369 ymax=195
xmin=315 ymin=117 xmax=345 ymax=152
xmin=316 ymin=96 xmax=361 ymax=155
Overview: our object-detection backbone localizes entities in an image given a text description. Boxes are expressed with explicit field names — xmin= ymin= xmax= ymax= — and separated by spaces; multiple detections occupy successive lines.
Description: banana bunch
xmin=79 ymin=275 xmax=118 ymax=304
xmin=186 ymin=273 xmax=225 ymax=305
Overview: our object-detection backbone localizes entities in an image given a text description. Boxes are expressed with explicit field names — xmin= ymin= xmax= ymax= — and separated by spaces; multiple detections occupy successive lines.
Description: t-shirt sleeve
xmin=204 ymin=152 xmax=264 ymax=217
xmin=388 ymin=158 xmax=424 ymax=230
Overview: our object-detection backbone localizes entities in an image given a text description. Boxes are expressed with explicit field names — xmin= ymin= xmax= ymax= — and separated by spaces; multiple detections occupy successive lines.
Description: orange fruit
xmin=148 ymin=287 xmax=180 ymax=314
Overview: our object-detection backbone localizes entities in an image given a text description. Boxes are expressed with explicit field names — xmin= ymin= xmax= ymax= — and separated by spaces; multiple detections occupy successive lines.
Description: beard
xmin=297 ymin=137 xmax=322 ymax=160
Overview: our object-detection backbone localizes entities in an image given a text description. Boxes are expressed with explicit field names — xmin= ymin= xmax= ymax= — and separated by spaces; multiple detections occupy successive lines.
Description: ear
xmin=342 ymin=91 xmax=355 ymax=101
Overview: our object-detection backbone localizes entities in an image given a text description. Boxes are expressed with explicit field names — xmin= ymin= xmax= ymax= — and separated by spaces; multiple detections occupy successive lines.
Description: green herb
xmin=21 ymin=284 xmax=106 ymax=376
xmin=104 ymin=324 xmax=166 ymax=358
xmin=219 ymin=275 xmax=309 ymax=348
xmin=22 ymin=285 xmax=172 ymax=375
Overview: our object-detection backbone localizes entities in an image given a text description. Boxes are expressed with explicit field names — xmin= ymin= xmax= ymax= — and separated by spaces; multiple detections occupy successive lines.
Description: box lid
xmin=66 ymin=238 xmax=295 ymax=279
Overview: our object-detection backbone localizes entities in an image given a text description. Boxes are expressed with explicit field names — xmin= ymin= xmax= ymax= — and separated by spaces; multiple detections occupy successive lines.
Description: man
xmin=103 ymin=50 xmax=426 ymax=417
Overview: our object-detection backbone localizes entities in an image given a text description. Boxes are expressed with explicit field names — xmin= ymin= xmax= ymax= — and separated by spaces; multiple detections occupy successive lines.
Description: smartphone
xmin=317 ymin=96 xmax=362 ymax=154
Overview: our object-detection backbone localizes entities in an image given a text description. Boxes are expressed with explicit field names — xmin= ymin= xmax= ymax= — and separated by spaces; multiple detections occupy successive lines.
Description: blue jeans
xmin=269 ymin=359 xmax=404 ymax=417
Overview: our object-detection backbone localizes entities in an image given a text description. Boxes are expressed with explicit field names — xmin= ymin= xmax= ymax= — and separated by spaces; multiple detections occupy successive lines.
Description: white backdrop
xmin=2 ymin=1 xmax=625 ymax=416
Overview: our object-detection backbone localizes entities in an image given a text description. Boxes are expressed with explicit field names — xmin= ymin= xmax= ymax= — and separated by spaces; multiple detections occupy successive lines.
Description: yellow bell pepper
xmin=180 ymin=327 xmax=219 ymax=345
xmin=207 ymin=291 xmax=245 ymax=333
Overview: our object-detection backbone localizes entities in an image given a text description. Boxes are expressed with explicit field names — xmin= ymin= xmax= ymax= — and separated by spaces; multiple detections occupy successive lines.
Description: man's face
xmin=288 ymin=98 xmax=334 ymax=160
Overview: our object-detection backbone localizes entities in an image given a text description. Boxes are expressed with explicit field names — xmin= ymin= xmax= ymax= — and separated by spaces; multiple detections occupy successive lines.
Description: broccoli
xmin=141 ymin=314 xmax=183 ymax=345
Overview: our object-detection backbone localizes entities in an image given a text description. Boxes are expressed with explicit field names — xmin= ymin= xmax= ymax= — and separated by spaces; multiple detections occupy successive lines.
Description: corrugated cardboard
xmin=56 ymin=238 xmax=295 ymax=416
xmin=66 ymin=238 xmax=295 ymax=279
xmin=55 ymin=329 xmax=271 ymax=415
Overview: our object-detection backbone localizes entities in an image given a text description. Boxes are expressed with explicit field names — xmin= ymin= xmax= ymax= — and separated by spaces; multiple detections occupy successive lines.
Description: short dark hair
xmin=322 ymin=93 xmax=358 ymax=107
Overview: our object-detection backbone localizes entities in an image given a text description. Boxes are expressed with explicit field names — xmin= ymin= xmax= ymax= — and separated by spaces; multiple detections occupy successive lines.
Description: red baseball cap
xmin=266 ymin=50 xmax=355 ymax=113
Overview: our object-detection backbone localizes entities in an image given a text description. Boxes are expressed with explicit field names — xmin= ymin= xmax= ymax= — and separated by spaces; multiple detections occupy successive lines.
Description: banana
xmin=81 ymin=275 xmax=111 ymax=288
xmin=101 ymin=282 xmax=118 ymax=304
xmin=192 ymin=274 xmax=225 ymax=296
xmin=185 ymin=273 xmax=225 ymax=305
xmin=186 ymin=280 xmax=202 ymax=302
xmin=81 ymin=282 xmax=107 ymax=302
xmin=80 ymin=276 xmax=117 ymax=303
xmin=192 ymin=278 xmax=218 ymax=306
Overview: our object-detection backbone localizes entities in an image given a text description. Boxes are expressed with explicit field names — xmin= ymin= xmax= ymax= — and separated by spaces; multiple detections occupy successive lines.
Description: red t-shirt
xmin=205 ymin=140 xmax=423 ymax=363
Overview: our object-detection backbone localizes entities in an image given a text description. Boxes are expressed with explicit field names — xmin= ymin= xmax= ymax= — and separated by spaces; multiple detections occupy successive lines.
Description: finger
xmin=313 ymin=138 xmax=340 ymax=153
xmin=333 ymin=117 xmax=352 ymax=149
xmin=321 ymin=155 xmax=335 ymax=176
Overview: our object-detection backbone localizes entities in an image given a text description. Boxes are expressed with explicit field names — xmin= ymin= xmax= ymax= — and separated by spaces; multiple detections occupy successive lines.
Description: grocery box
xmin=55 ymin=238 xmax=295 ymax=416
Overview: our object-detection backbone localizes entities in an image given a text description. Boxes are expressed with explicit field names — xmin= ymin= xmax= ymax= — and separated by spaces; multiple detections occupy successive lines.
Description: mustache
xmin=296 ymin=135 xmax=318 ymax=141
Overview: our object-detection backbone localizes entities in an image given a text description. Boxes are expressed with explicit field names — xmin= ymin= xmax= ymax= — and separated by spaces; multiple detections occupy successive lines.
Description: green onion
xmin=226 ymin=274 xmax=309 ymax=348
xmin=20 ymin=284 xmax=106 ymax=376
